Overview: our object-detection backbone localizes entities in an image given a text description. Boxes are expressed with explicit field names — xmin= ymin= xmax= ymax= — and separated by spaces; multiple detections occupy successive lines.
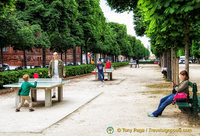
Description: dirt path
xmin=1 ymin=64 xmax=200 ymax=136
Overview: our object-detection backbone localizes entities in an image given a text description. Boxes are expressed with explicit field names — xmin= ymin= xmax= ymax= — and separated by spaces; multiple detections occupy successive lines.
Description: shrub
xmin=112 ymin=62 xmax=129 ymax=67
xmin=0 ymin=65 xmax=95 ymax=88
xmin=139 ymin=61 xmax=154 ymax=64
xmin=0 ymin=62 xmax=128 ymax=88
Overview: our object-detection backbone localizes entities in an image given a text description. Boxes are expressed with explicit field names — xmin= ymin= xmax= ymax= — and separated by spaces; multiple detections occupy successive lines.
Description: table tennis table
xmin=3 ymin=78 xmax=69 ymax=107
xmin=93 ymin=68 xmax=114 ymax=80
xmin=129 ymin=61 xmax=136 ymax=68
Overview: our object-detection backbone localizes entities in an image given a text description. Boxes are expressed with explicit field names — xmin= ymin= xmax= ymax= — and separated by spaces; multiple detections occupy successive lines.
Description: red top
xmin=106 ymin=62 xmax=112 ymax=69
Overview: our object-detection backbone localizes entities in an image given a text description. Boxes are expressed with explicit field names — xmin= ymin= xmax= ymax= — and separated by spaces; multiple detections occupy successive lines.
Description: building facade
xmin=1 ymin=46 xmax=81 ymax=66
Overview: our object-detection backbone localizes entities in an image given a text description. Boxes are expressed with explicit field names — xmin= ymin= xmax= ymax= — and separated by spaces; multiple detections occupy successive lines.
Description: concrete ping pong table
xmin=93 ymin=68 xmax=114 ymax=80
xmin=3 ymin=78 xmax=69 ymax=107
xmin=129 ymin=61 xmax=136 ymax=68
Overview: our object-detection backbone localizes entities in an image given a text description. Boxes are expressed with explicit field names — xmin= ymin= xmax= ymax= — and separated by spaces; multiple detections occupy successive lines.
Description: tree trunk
xmin=198 ymin=58 xmax=200 ymax=64
xmin=23 ymin=49 xmax=27 ymax=69
xmin=163 ymin=51 xmax=167 ymax=67
xmin=166 ymin=49 xmax=171 ymax=80
xmin=172 ymin=46 xmax=179 ymax=85
xmin=160 ymin=54 xmax=163 ymax=67
xmin=95 ymin=53 xmax=97 ymax=65
xmin=73 ymin=46 xmax=76 ymax=65
xmin=61 ymin=52 xmax=63 ymax=60
xmin=175 ymin=57 xmax=179 ymax=84
xmin=85 ymin=40 xmax=88 ymax=64
xmin=65 ymin=50 xmax=67 ymax=66
xmin=0 ymin=46 xmax=3 ymax=67
xmin=80 ymin=45 xmax=83 ymax=65
xmin=42 ymin=48 xmax=46 ymax=67
xmin=185 ymin=24 xmax=190 ymax=75
xmin=171 ymin=48 xmax=174 ymax=81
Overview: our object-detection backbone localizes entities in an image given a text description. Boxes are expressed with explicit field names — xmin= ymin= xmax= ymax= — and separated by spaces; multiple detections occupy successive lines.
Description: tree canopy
xmin=0 ymin=0 xmax=150 ymax=67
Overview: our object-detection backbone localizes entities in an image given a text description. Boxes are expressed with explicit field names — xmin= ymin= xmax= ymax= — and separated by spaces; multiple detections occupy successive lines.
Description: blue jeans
xmin=98 ymin=71 xmax=104 ymax=82
xmin=152 ymin=94 xmax=175 ymax=117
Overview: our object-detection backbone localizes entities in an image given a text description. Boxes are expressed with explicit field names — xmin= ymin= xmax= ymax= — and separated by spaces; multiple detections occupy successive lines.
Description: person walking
xmin=136 ymin=59 xmax=139 ymax=68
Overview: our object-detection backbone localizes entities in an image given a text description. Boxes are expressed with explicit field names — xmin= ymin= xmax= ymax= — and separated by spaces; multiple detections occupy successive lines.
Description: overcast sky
xmin=100 ymin=0 xmax=150 ymax=50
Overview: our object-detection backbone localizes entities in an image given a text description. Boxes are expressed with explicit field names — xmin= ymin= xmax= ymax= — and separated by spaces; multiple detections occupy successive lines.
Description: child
xmin=96 ymin=59 xmax=105 ymax=83
xmin=16 ymin=74 xmax=37 ymax=112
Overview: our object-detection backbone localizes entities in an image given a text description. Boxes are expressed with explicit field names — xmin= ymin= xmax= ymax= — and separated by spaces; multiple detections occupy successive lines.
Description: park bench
xmin=93 ymin=68 xmax=114 ymax=81
xmin=176 ymin=81 xmax=200 ymax=116
xmin=3 ymin=78 xmax=69 ymax=107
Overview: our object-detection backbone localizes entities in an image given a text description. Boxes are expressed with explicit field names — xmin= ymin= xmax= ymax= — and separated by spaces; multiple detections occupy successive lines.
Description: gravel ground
xmin=1 ymin=64 xmax=200 ymax=136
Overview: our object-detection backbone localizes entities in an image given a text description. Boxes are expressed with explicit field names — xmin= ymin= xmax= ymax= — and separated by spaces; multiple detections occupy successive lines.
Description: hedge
xmin=112 ymin=62 xmax=129 ymax=67
xmin=0 ymin=65 xmax=95 ymax=88
xmin=0 ymin=62 xmax=129 ymax=88
xmin=139 ymin=61 xmax=154 ymax=64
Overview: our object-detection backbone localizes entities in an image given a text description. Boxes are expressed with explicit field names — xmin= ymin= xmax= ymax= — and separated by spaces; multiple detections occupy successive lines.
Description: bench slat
xmin=176 ymin=102 xmax=191 ymax=108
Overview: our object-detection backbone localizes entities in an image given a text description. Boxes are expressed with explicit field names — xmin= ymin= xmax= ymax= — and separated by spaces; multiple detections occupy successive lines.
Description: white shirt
xmin=53 ymin=60 xmax=59 ymax=77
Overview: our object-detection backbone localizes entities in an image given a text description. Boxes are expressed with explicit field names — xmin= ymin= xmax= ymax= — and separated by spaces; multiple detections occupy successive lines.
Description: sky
xmin=100 ymin=0 xmax=150 ymax=50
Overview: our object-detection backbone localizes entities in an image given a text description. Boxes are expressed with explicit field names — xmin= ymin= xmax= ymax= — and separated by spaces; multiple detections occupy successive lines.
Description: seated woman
xmin=148 ymin=70 xmax=189 ymax=117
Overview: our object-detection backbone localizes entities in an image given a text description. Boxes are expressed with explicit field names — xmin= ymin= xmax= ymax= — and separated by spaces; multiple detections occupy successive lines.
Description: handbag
xmin=173 ymin=92 xmax=187 ymax=102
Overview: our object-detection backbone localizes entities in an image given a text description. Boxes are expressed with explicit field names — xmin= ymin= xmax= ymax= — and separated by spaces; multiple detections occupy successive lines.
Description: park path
xmin=1 ymin=64 xmax=200 ymax=136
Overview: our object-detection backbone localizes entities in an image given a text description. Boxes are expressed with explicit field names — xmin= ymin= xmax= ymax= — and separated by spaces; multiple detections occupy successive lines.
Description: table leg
xmin=45 ymin=88 xmax=52 ymax=107
xmin=14 ymin=87 xmax=20 ymax=108
xmin=95 ymin=73 xmax=98 ymax=80
xmin=31 ymin=88 xmax=37 ymax=102
xmin=110 ymin=73 xmax=112 ymax=80
xmin=58 ymin=85 xmax=63 ymax=102
xmin=108 ymin=73 xmax=110 ymax=80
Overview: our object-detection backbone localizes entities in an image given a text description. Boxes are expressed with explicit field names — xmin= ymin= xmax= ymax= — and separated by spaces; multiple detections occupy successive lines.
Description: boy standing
xmin=96 ymin=59 xmax=105 ymax=83
xmin=16 ymin=74 xmax=37 ymax=112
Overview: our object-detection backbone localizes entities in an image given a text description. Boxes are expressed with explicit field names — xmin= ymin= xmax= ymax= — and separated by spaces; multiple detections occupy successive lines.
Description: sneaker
xmin=29 ymin=108 xmax=35 ymax=112
xmin=52 ymin=95 xmax=56 ymax=98
xmin=16 ymin=109 xmax=20 ymax=112
xmin=148 ymin=114 xmax=155 ymax=117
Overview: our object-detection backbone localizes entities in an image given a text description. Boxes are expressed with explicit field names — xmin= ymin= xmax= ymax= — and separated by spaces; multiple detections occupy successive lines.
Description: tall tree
xmin=0 ymin=14 xmax=18 ymax=66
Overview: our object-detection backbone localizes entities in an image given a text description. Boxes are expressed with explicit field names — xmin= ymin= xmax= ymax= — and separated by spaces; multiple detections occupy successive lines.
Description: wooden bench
xmin=176 ymin=81 xmax=200 ymax=116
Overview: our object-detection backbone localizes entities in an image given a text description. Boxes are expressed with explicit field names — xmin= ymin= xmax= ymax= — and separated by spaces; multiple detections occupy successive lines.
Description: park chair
xmin=176 ymin=81 xmax=200 ymax=117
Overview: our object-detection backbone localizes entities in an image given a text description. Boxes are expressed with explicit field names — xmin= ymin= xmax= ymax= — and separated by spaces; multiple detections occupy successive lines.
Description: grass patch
xmin=149 ymin=90 xmax=170 ymax=95
xmin=146 ymin=83 xmax=172 ymax=89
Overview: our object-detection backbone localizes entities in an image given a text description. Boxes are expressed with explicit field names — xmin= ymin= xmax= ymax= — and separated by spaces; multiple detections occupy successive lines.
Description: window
xmin=3 ymin=47 xmax=8 ymax=52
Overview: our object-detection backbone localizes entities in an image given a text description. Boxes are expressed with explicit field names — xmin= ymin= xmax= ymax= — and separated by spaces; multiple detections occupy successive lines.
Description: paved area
xmin=0 ymin=82 xmax=102 ymax=133
xmin=0 ymin=64 xmax=200 ymax=136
